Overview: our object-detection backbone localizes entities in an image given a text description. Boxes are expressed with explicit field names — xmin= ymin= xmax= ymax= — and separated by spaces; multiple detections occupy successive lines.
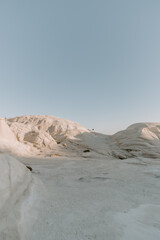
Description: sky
xmin=0 ymin=0 xmax=160 ymax=134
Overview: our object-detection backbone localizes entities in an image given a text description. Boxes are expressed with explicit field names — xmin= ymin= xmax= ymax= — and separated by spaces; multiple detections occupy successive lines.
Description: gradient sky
xmin=0 ymin=0 xmax=160 ymax=133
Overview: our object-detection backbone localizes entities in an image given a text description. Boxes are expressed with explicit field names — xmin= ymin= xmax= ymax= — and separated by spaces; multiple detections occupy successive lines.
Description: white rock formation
xmin=112 ymin=122 xmax=160 ymax=158
xmin=0 ymin=118 xmax=16 ymax=144
xmin=3 ymin=115 xmax=160 ymax=159
xmin=0 ymin=153 xmax=44 ymax=240
xmin=7 ymin=115 xmax=91 ymax=157
xmin=8 ymin=115 xmax=89 ymax=142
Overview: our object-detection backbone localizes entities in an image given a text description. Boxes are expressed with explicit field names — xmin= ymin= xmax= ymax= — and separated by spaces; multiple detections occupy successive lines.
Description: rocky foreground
xmin=0 ymin=116 xmax=160 ymax=240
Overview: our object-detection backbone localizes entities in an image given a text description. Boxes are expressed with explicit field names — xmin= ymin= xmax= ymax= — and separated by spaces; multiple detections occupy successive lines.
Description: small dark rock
xmin=83 ymin=150 xmax=90 ymax=153
xmin=26 ymin=166 xmax=32 ymax=171
xmin=118 ymin=156 xmax=126 ymax=160
xmin=79 ymin=177 xmax=84 ymax=181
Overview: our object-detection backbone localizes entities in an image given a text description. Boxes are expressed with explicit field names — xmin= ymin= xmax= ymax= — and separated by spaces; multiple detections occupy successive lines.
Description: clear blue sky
xmin=0 ymin=0 xmax=160 ymax=133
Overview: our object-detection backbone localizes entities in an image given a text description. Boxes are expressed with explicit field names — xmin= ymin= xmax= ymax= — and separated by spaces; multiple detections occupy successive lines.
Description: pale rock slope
xmin=0 ymin=153 xmax=45 ymax=240
xmin=112 ymin=122 xmax=160 ymax=158
xmin=0 ymin=118 xmax=32 ymax=156
xmin=8 ymin=115 xmax=89 ymax=142
xmin=0 ymin=118 xmax=16 ymax=147
xmin=7 ymin=115 xmax=127 ymax=158
xmin=7 ymin=115 xmax=94 ymax=157
xmin=4 ymin=115 xmax=160 ymax=159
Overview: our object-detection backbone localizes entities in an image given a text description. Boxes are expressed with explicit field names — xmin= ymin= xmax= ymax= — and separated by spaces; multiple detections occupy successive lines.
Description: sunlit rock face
xmin=8 ymin=115 xmax=89 ymax=142
xmin=112 ymin=123 xmax=160 ymax=158
xmin=3 ymin=115 xmax=160 ymax=159
xmin=0 ymin=118 xmax=16 ymax=143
